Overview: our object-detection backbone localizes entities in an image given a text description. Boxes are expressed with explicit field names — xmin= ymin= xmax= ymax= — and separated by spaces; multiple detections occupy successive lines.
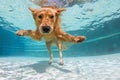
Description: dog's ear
xmin=58 ymin=8 xmax=66 ymax=12
xmin=29 ymin=7 xmax=37 ymax=13
xmin=29 ymin=7 xmax=38 ymax=19
xmin=56 ymin=8 xmax=66 ymax=15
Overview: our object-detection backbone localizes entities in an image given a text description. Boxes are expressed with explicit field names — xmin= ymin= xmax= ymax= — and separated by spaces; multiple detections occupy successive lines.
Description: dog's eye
xmin=50 ymin=15 xmax=54 ymax=19
xmin=38 ymin=15 xmax=42 ymax=19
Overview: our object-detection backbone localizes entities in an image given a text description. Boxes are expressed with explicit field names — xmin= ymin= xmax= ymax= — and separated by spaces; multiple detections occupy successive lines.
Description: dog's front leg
xmin=16 ymin=30 xmax=42 ymax=40
xmin=57 ymin=30 xmax=85 ymax=43
xmin=57 ymin=43 xmax=64 ymax=65
xmin=46 ymin=42 xmax=53 ymax=64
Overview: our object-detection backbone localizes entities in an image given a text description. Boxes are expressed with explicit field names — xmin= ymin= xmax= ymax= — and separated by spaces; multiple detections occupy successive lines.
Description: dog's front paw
xmin=16 ymin=30 xmax=27 ymax=36
xmin=59 ymin=62 xmax=64 ymax=65
xmin=48 ymin=61 xmax=53 ymax=65
xmin=74 ymin=36 xmax=86 ymax=43
xmin=59 ymin=60 xmax=64 ymax=65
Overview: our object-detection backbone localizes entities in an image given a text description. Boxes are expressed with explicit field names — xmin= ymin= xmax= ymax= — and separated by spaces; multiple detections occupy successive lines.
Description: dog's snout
xmin=42 ymin=26 xmax=51 ymax=33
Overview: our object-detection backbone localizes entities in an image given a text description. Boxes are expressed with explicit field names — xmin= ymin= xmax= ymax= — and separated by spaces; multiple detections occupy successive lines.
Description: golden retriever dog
xmin=16 ymin=6 xmax=85 ymax=65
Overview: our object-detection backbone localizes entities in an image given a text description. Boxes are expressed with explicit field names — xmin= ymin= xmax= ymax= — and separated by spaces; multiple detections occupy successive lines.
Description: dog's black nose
xmin=42 ymin=26 xmax=51 ymax=33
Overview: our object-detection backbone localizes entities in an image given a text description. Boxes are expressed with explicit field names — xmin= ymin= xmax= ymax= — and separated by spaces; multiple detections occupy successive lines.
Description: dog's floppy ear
xmin=29 ymin=7 xmax=38 ymax=19
xmin=29 ymin=7 xmax=37 ymax=13
xmin=56 ymin=8 xmax=66 ymax=15
xmin=57 ymin=8 xmax=66 ymax=12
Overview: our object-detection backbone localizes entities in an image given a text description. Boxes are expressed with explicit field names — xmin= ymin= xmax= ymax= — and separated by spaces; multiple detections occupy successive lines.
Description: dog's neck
xmin=42 ymin=32 xmax=57 ymax=42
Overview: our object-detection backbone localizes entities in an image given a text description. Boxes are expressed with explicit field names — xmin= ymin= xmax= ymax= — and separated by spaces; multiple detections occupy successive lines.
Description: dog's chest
xmin=43 ymin=35 xmax=58 ymax=44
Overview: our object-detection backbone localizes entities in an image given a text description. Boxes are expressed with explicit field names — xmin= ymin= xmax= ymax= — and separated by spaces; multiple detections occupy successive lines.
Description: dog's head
xmin=29 ymin=7 xmax=65 ymax=35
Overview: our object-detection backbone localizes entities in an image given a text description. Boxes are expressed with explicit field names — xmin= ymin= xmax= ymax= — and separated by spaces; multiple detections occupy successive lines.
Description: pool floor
xmin=0 ymin=53 xmax=120 ymax=80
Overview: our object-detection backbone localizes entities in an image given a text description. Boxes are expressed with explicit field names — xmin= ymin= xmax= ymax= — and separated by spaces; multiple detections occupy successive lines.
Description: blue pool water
xmin=1 ymin=0 xmax=120 ymax=80
xmin=0 ymin=0 xmax=120 ymax=57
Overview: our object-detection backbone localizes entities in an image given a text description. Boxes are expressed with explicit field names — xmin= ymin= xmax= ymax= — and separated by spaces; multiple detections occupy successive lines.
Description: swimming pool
xmin=0 ymin=0 xmax=120 ymax=80
xmin=0 ymin=0 xmax=120 ymax=57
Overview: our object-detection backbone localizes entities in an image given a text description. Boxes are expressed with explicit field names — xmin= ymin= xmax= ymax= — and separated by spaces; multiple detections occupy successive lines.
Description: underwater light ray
xmin=84 ymin=32 xmax=120 ymax=43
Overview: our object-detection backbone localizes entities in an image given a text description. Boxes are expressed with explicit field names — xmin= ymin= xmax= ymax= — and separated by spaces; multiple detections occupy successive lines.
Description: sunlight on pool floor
xmin=0 ymin=53 xmax=120 ymax=80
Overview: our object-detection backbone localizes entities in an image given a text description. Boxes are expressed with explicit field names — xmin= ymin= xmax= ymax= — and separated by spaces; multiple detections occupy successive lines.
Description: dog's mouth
xmin=41 ymin=26 xmax=52 ymax=34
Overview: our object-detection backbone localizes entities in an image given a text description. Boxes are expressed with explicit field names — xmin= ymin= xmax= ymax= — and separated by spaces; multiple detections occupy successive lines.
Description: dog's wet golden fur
xmin=16 ymin=6 xmax=85 ymax=65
